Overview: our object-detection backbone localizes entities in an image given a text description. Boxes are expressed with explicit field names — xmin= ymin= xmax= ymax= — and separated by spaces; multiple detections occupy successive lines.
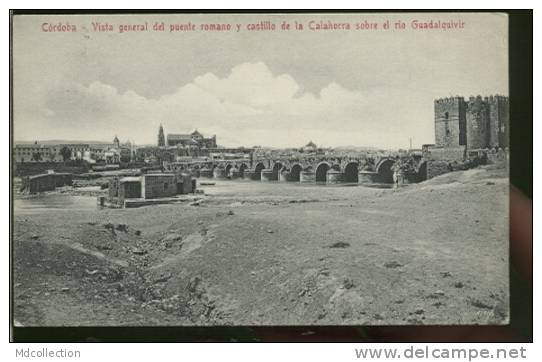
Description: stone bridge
xmin=164 ymin=155 xmax=428 ymax=185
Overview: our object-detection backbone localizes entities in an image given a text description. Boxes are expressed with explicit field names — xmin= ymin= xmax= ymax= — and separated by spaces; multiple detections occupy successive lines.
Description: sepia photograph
xmin=11 ymin=12 xmax=511 ymax=329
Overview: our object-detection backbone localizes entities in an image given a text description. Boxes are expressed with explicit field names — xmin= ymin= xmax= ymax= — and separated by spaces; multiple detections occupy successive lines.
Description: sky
xmin=12 ymin=13 xmax=508 ymax=149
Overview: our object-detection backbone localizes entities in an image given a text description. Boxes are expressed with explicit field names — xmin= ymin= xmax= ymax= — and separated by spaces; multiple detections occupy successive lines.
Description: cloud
xmin=193 ymin=62 xmax=299 ymax=107
xmin=20 ymin=62 xmax=435 ymax=148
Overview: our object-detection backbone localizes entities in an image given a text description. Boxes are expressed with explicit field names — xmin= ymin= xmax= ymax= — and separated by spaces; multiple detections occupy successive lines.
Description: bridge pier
xmin=199 ymin=168 xmax=213 ymax=178
xmin=213 ymin=168 xmax=227 ymax=179
xmin=231 ymin=170 xmax=244 ymax=179
xmin=299 ymin=171 xmax=315 ymax=183
xmin=243 ymin=170 xmax=254 ymax=180
xmin=190 ymin=169 xmax=201 ymax=178
xmin=279 ymin=170 xmax=289 ymax=182
xmin=326 ymin=170 xmax=343 ymax=184
xmin=260 ymin=169 xmax=275 ymax=181
xmin=358 ymin=171 xmax=378 ymax=185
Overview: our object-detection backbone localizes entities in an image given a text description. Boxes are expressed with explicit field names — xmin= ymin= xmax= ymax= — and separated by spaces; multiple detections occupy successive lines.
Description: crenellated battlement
xmin=488 ymin=95 xmax=509 ymax=104
xmin=434 ymin=96 xmax=465 ymax=105
xmin=434 ymin=94 xmax=509 ymax=149
xmin=467 ymin=95 xmax=485 ymax=104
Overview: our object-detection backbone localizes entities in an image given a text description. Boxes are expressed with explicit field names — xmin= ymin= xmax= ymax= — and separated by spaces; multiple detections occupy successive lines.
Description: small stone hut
xmin=141 ymin=173 xmax=177 ymax=199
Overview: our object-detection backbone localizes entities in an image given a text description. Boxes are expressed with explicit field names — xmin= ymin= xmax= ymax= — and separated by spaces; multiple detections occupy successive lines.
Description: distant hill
xmin=14 ymin=140 xmax=112 ymax=145
xmin=333 ymin=145 xmax=382 ymax=152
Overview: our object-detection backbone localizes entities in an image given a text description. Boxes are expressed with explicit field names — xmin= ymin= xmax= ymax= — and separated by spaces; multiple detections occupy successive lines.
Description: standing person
xmin=397 ymin=166 xmax=404 ymax=187
xmin=392 ymin=163 xmax=399 ymax=188
xmin=391 ymin=161 xmax=402 ymax=188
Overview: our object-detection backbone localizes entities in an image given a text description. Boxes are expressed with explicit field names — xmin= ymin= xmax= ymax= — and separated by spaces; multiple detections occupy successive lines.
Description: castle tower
xmin=158 ymin=124 xmax=165 ymax=147
xmin=113 ymin=135 xmax=120 ymax=149
xmin=488 ymin=95 xmax=509 ymax=148
xmin=466 ymin=96 xmax=490 ymax=149
xmin=434 ymin=97 xmax=467 ymax=147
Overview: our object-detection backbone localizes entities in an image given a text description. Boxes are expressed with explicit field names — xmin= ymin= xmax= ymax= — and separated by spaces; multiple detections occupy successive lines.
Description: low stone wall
xmin=423 ymin=146 xmax=466 ymax=162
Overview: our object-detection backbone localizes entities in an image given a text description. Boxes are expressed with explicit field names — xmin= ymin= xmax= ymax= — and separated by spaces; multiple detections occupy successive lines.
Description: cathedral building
xmin=158 ymin=126 xmax=217 ymax=149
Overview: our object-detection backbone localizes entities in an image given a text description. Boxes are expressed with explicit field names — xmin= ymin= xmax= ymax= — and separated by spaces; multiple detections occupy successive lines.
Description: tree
xmin=60 ymin=146 xmax=72 ymax=162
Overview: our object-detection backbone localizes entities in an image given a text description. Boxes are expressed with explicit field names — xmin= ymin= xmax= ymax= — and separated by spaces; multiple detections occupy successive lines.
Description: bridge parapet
xmin=166 ymin=153 xmax=428 ymax=184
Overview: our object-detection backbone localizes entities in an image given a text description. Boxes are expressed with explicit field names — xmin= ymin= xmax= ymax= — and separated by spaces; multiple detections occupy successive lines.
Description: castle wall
xmin=434 ymin=95 xmax=508 ymax=151
xmin=488 ymin=95 xmax=509 ymax=149
xmin=422 ymin=146 xmax=466 ymax=161
xmin=434 ymin=97 xmax=466 ymax=147
xmin=466 ymin=96 xmax=490 ymax=149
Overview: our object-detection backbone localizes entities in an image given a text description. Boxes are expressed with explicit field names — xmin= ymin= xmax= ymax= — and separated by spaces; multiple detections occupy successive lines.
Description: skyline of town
xmin=13 ymin=14 xmax=508 ymax=149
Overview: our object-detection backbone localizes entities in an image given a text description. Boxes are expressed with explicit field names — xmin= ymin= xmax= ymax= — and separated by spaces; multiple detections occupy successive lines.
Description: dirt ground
xmin=12 ymin=166 xmax=509 ymax=326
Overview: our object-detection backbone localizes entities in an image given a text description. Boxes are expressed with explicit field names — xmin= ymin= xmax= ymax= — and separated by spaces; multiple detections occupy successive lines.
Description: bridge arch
xmin=418 ymin=161 xmax=427 ymax=182
xmin=269 ymin=162 xmax=284 ymax=181
xmin=225 ymin=164 xmax=234 ymax=178
xmin=315 ymin=162 xmax=331 ymax=183
xmin=376 ymin=159 xmax=396 ymax=183
xmin=272 ymin=162 xmax=283 ymax=172
xmin=254 ymin=162 xmax=266 ymax=180
xmin=344 ymin=162 xmax=359 ymax=183
xmin=238 ymin=163 xmax=249 ymax=174
xmin=289 ymin=163 xmax=303 ymax=182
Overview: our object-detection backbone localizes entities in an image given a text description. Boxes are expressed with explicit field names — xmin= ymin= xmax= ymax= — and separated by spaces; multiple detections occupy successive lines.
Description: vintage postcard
xmin=11 ymin=12 xmax=509 ymax=327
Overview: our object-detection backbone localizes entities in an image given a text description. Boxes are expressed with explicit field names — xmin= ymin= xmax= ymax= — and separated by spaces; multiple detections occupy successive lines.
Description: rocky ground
xmin=12 ymin=166 xmax=509 ymax=326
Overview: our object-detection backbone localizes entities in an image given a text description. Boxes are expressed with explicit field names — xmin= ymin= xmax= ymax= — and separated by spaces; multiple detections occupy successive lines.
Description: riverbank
xmin=13 ymin=166 xmax=509 ymax=326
